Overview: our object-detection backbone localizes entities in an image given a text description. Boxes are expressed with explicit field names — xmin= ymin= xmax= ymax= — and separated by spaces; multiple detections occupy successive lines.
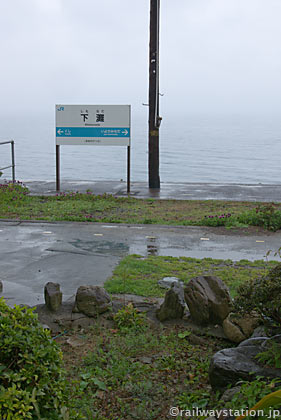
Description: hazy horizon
xmin=1 ymin=0 xmax=281 ymax=121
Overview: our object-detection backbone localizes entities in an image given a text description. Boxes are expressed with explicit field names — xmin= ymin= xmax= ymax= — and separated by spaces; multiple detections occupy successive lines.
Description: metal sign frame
xmin=55 ymin=104 xmax=131 ymax=193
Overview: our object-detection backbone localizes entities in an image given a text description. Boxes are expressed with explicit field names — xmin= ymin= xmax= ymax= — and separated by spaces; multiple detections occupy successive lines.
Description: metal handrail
xmin=0 ymin=140 xmax=15 ymax=182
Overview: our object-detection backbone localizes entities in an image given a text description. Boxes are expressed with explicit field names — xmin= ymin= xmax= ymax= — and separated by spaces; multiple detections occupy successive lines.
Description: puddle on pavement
xmin=69 ymin=239 xmax=129 ymax=257
xmin=129 ymin=236 xmax=271 ymax=261
xmin=45 ymin=233 xmax=277 ymax=262
xmin=146 ymin=237 xmax=159 ymax=256
xmin=147 ymin=243 xmax=158 ymax=256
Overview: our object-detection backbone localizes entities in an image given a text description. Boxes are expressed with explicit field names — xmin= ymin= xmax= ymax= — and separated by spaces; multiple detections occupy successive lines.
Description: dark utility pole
xmin=149 ymin=0 xmax=161 ymax=189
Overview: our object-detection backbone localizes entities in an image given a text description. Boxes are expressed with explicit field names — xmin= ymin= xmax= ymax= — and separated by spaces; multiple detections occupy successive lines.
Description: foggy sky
xmin=1 ymin=0 xmax=281 ymax=118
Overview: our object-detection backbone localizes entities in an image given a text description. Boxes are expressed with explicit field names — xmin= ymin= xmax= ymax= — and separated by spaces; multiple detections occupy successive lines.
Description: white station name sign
xmin=56 ymin=105 xmax=130 ymax=146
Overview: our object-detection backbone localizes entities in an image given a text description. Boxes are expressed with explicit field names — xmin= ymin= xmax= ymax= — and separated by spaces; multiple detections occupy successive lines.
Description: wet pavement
xmin=24 ymin=179 xmax=281 ymax=202
xmin=1 ymin=220 xmax=281 ymax=307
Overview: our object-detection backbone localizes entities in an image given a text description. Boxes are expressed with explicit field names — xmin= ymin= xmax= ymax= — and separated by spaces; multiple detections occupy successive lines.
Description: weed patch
xmin=2 ymin=183 xmax=281 ymax=230
xmin=105 ymin=255 xmax=277 ymax=298
xmin=62 ymin=322 xmax=224 ymax=419
xmin=60 ymin=319 xmax=280 ymax=419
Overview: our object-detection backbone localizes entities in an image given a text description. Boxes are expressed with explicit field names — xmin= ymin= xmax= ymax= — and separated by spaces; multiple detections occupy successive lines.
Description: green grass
xmin=64 ymin=320 xmax=225 ymax=419
xmin=62 ymin=315 xmax=280 ymax=420
xmin=105 ymin=255 xmax=278 ymax=298
xmin=2 ymin=182 xmax=281 ymax=230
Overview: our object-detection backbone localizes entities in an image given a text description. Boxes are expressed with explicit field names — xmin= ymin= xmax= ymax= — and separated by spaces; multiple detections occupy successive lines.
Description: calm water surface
xmin=0 ymin=114 xmax=280 ymax=184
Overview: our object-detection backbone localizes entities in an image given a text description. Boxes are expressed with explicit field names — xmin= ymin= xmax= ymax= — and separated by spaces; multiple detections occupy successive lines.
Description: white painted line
xmin=200 ymin=237 xmax=210 ymax=241
xmin=256 ymin=240 xmax=265 ymax=243
xmin=94 ymin=233 xmax=103 ymax=236
xmin=101 ymin=225 xmax=118 ymax=229
xmin=43 ymin=231 xmax=53 ymax=234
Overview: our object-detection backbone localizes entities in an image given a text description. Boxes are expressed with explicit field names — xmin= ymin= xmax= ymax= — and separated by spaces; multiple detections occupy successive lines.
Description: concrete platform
xmin=1 ymin=221 xmax=280 ymax=307
xmin=2 ymin=179 xmax=281 ymax=307
xmin=23 ymin=179 xmax=281 ymax=202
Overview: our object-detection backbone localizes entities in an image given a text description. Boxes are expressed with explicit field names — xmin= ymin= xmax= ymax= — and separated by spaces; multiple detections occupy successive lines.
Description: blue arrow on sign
xmin=56 ymin=127 xmax=130 ymax=137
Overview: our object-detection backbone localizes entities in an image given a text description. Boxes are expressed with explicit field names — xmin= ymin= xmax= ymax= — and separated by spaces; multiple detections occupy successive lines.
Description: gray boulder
xmin=251 ymin=326 xmax=267 ymax=338
xmin=158 ymin=277 xmax=183 ymax=289
xmin=209 ymin=335 xmax=281 ymax=389
xmin=220 ymin=385 xmax=242 ymax=402
xmin=75 ymin=285 xmax=111 ymax=317
xmin=156 ymin=283 xmax=186 ymax=321
xmin=44 ymin=282 xmax=62 ymax=312
xmin=184 ymin=275 xmax=232 ymax=325
xmin=223 ymin=312 xmax=260 ymax=343
xmin=222 ymin=316 xmax=245 ymax=343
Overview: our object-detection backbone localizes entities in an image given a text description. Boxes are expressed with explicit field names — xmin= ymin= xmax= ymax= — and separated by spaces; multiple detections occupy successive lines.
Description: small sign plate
xmin=56 ymin=105 xmax=130 ymax=146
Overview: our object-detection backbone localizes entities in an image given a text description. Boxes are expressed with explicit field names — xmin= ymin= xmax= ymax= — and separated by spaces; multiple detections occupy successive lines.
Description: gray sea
xmin=0 ymin=113 xmax=280 ymax=184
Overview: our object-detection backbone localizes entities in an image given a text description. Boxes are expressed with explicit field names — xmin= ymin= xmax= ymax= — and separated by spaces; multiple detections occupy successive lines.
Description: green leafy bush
xmin=234 ymin=263 xmax=281 ymax=331
xmin=113 ymin=303 xmax=147 ymax=332
xmin=235 ymin=388 xmax=281 ymax=420
xmin=256 ymin=341 xmax=281 ymax=369
xmin=224 ymin=377 xmax=281 ymax=419
xmin=237 ymin=203 xmax=281 ymax=231
xmin=0 ymin=298 xmax=76 ymax=419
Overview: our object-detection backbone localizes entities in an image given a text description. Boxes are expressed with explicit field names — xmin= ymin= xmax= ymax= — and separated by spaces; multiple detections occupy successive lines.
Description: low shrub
xmin=223 ymin=377 xmax=281 ymax=418
xmin=0 ymin=298 xmax=79 ymax=419
xmin=256 ymin=341 xmax=281 ymax=369
xmin=234 ymin=263 xmax=281 ymax=331
xmin=113 ymin=303 xmax=148 ymax=332
xmin=237 ymin=203 xmax=281 ymax=231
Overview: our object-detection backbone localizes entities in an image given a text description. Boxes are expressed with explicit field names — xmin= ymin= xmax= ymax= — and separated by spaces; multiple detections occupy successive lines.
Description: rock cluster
xmin=153 ymin=268 xmax=281 ymax=392
xmin=156 ymin=275 xmax=232 ymax=325
xmin=43 ymin=279 xmax=112 ymax=317
xmin=43 ymin=282 xmax=111 ymax=317
xmin=41 ymin=275 xmax=260 ymax=345
xmin=38 ymin=273 xmax=279 ymax=402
